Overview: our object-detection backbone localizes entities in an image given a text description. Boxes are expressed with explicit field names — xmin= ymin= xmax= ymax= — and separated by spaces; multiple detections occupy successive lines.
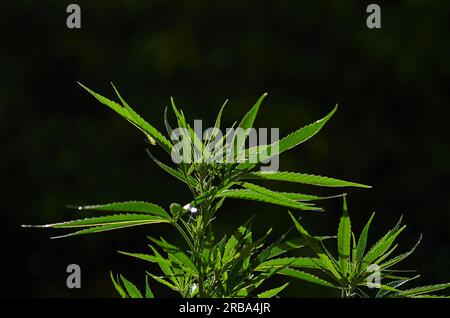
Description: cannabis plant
xmin=25 ymin=84 xmax=449 ymax=298
xmin=284 ymin=198 xmax=450 ymax=298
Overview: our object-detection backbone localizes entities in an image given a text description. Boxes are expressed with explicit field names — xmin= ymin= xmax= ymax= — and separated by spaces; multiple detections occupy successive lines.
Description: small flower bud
xmin=183 ymin=203 xmax=198 ymax=215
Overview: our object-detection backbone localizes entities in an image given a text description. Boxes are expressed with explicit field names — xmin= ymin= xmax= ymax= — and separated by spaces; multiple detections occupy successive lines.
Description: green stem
xmin=173 ymin=221 xmax=194 ymax=253
xmin=194 ymin=211 xmax=208 ymax=297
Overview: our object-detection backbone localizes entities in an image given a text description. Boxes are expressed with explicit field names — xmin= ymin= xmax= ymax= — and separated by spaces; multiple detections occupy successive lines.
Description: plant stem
xmin=173 ymin=222 xmax=194 ymax=253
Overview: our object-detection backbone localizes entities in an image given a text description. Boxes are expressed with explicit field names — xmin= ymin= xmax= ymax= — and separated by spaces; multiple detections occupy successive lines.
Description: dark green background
xmin=1 ymin=1 xmax=449 ymax=297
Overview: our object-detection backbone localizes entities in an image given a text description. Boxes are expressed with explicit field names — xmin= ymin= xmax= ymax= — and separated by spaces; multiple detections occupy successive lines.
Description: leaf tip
xmin=67 ymin=204 xmax=83 ymax=210
xmin=50 ymin=232 xmax=73 ymax=239
xmin=77 ymin=81 xmax=88 ymax=90
xmin=21 ymin=223 xmax=52 ymax=228
xmin=342 ymin=194 xmax=348 ymax=211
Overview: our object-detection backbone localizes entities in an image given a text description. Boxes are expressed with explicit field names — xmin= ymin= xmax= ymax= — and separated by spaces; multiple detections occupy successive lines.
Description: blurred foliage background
xmin=1 ymin=0 xmax=449 ymax=297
